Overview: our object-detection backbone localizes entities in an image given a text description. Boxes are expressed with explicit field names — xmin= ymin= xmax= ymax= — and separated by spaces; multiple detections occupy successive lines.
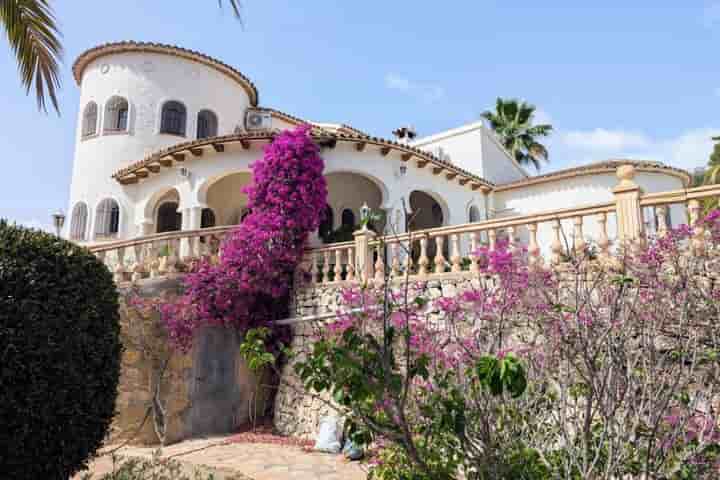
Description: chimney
xmin=392 ymin=125 xmax=417 ymax=144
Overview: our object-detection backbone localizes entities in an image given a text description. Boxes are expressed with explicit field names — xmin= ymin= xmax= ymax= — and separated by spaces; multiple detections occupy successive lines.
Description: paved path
xmin=75 ymin=435 xmax=367 ymax=480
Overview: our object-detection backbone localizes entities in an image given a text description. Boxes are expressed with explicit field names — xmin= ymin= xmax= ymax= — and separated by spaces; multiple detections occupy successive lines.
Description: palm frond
xmin=0 ymin=0 xmax=62 ymax=114
xmin=525 ymin=124 xmax=553 ymax=137
xmin=218 ymin=0 xmax=242 ymax=20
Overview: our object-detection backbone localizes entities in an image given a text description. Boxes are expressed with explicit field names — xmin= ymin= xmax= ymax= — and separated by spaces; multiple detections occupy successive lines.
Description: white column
xmin=179 ymin=206 xmax=202 ymax=259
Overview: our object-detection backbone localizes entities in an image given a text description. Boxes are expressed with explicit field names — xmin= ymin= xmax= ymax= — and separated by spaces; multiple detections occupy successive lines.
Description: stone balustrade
xmin=303 ymin=166 xmax=720 ymax=287
xmin=88 ymin=166 xmax=720 ymax=288
xmin=89 ymin=225 xmax=234 ymax=284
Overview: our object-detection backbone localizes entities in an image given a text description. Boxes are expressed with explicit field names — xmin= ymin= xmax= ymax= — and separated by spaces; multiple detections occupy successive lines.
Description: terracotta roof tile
xmin=494 ymin=159 xmax=692 ymax=191
xmin=112 ymin=130 xmax=494 ymax=190
xmin=73 ymin=41 xmax=259 ymax=105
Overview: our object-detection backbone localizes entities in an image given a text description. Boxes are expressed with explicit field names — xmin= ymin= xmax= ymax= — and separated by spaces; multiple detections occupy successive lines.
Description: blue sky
xmin=1 ymin=1 xmax=719 ymax=230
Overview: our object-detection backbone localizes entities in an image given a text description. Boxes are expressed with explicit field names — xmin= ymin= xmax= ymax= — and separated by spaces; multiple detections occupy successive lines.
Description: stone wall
xmin=273 ymin=273 xmax=481 ymax=439
xmin=112 ymin=277 xmax=269 ymax=445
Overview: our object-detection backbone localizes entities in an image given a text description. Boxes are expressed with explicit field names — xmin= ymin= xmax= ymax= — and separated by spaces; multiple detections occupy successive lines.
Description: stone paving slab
xmin=74 ymin=435 xmax=367 ymax=480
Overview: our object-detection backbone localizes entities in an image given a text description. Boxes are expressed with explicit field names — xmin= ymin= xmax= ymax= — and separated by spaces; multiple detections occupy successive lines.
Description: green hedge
xmin=0 ymin=220 xmax=122 ymax=479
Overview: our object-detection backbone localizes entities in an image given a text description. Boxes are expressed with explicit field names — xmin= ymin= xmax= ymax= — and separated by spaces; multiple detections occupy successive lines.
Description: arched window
xmin=318 ymin=205 xmax=334 ymax=240
xmin=341 ymin=209 xmax=356 ymax=229
xmin=104 ymin=96 xmax=129 ymax=132
xmin=196 ymin=110 xmax=218 ymax=139
xmin=156 ymin=202 xmax=182 ymax=233
xmin=95 ymin=199 xmax=120 ymax=238
xmin=160 ymin=101 xmax=187 ymax=136
xmin=70 ymin=202 xmax=88 ymax=240
xmin=81 ymin=102 xmax=98 ymax=137
xmin=469 ymin=205 xmax=481 ymax=223
xmin=201 ymin=208 xmax=216 ymax=228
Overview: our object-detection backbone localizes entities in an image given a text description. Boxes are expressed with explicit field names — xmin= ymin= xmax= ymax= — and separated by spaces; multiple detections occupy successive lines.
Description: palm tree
xmin=481 ymin=98 xmax=553 ymax=171
xmin=0 ymin=0 xmax=241 ymax=114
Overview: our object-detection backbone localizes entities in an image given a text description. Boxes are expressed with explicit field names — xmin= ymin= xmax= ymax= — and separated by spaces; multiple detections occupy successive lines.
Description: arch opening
xmin=202 ymin=172 xmax=253 ymax=226
xmin=161 ymin=100 xmax=187 ymax=136
xmin=82 ymin=102 xmax=98 ymax=137
xmin=197 ymin=110 xmax=218 ymax=139
xmin=70 ymin=202 xmax=89 ymax=240
xmin=104 ymin=96 xmax=129 ymax=132
xmin=95 ymin=198 xmax=120 ymax=239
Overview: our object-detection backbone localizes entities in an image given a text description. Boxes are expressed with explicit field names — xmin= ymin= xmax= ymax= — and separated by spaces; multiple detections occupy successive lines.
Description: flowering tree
xmin=162 ymin=125 xmax=327 ymax=351
xmin=292 ymin=213 xmax=720 ymax=479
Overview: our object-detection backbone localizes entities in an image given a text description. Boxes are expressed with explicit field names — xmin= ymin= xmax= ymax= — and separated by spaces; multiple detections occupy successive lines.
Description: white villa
xmin=65 ymin=41 xmax=693 ymax=262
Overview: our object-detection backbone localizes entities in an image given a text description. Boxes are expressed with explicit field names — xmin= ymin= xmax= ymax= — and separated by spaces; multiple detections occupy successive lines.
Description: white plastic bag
xmin=314 ymin=415 xmax=342 ymax=453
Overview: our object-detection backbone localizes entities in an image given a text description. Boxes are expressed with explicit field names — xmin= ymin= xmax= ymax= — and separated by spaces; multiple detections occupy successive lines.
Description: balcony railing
xmin=88 ymin=165 xmax=720 ymax=287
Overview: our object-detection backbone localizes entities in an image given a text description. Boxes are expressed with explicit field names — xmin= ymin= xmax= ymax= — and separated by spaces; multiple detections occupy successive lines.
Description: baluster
xmin=418 ymin=235 xmax=430 ymax=276
xmin=95 ymin=250 xmax=107 ymax=265
xmin=191 ymin=235 xmax=201 ymax=260
xmin=507 ymin=226 xmax=517 ymax=252
xmin=322 ymin=250 xmax=331 ymax=283
xmin=210 ymin=235 xmax=222 ymax=264
xmin=450 ymin=234 xmax=462 ymax=272
xmin=527 ymin=223 xmax=541 ymax=268
xmin=573 ymin=216 xmax=586 ymax=256
xmin=114 ymin=247 xmax=126 ymax=283
xmin=488 ymin=229 xmax=497 ymax=252
xmin=434 ymin=236 xmax=446 ymax=273
xmin=689 ymin=200 xmax=706 ymax=256
xmin=159 ymin=240 xmax=171 ymax=275
xmin=374 ymin=244 xmax=385 ymax=284
xmin=597 ymin=213 xmax=611 ymax=260
xmin=166 ymin=238 xmax=180 ymax=273
xmin=148 ymin=242 xmax=161 ymax=277
xmin=468 ymin=231 xmax=479 ymax=273
xmin=404 ymin=238 xmax=414 ymax=275
xmin=346 ymin=247 xmax=355 ymax=281
xmin=310 ymin=252 xmax=319 ymax=283
xmin=391 ymin=242 xmax=401 ymax=277
xmin=551 ymin=220 xmax=563 ymax=265
xmin=334 ymin=249 xmax=343 ymax=282
xmin=131 ymin=244 xmax=145 ymax=282
xmin=655 ymin=206 xmax=668 ymax=238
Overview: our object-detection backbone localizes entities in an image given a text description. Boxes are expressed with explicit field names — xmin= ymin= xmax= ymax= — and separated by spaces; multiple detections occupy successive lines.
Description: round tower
xmin=65 ymin=41 xmax=258 ymax=242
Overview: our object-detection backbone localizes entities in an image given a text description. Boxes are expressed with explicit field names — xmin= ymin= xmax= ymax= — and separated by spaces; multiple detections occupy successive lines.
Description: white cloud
xmin=555 ymin=127 xmax=719 ymax=171
xmin=562 ymin=128 xmax=651 ymax=151
xmin=703 ymin=2 xmax=720 ymax=27
xmin=384 ymin=73 xmax=445 ymax=103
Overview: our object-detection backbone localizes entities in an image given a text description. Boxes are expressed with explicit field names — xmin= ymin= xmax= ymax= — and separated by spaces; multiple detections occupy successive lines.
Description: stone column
xmin=613 ymin=164 xmax=644 ymax=243
xmin=180 ymin=206 xmax=203 ymax=259
xmin=353 ymin=227 xmax=376 ymax=284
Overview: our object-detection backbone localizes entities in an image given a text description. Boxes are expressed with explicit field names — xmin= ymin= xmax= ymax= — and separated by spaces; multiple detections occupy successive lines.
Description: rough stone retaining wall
xmin=273 ymin=273 xmax=482 ymax=439
xmin=113 ymin=277 xmax=268 ymax=445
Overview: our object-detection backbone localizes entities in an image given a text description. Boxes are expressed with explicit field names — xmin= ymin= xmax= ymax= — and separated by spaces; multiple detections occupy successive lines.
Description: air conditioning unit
xmin=245 ymin=111 xmax=272 ymax=130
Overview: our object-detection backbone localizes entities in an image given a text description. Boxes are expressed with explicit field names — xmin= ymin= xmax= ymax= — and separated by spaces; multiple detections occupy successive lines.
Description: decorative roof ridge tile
xmin=73 ymin=41 xmax=259 ymax=105
xmin=112 ymin=130 xmax=494 ymax=189
xmin=494 ymin=159 xmax=692 ymax=191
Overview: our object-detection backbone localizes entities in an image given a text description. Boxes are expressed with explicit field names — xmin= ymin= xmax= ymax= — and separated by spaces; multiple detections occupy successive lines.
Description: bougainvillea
xmin=162 ymin=125 xmax=327 ymax=351
xmin=292 ymin=213 xmax=720 ymax=479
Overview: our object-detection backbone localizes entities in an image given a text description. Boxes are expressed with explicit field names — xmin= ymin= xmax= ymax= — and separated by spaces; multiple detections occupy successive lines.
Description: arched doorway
xmin=203 ymin=172 xmax=252 ymax=226
xmin=157 ymin=202 xmax=182 ymax=233
xmin=409 ymin=190 xmax=447 ymax=261
xmin=323 ymin=172 xmax=386 ymax=242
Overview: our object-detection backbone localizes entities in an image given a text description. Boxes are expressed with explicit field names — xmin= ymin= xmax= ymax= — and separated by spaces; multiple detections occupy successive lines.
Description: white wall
xmin=126 ymin=141 xmax=487 ymax=239
xmin=67 ymin=50 xmax=252 ymax=240
xmin=493 ymin=170 xmax=687 ymax=255
xmin=411 ymin=121 xmax=527 ymax=185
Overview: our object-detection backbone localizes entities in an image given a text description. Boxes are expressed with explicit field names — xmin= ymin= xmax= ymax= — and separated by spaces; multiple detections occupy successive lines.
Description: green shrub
xmin=0 ymin=220 xmax=122 ymax=479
